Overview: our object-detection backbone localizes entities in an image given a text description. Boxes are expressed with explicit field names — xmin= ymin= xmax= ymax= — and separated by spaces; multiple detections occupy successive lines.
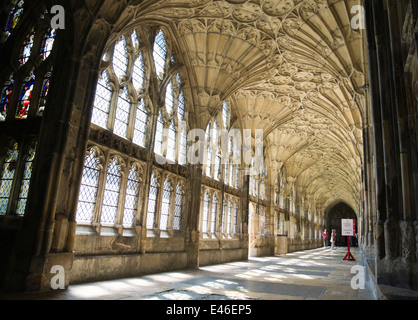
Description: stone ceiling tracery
xmin=96 ymin=0 xmax=368 ymax=213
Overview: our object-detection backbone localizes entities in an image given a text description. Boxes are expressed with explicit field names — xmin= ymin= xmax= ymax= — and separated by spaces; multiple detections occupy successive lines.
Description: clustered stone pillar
xmin=363 ymin=0 xmax=418 ymax=289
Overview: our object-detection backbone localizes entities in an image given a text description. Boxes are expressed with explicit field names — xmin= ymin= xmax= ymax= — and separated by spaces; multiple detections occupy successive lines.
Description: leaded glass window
xmin=122 ymin=165 xmax=141 ymax=227
xmin=0 ymin=77 xmax=13 ymax=121
xmin=201 ymin=191 xmax=210 ymax=232
xmin=76 ymin=149 xmax=101 ymax=223
xmin=114 ymin=87 xmax=131 ymax=138
xmin=16 ymin=146 xmax=36 ymax=215
xmin=233 ymin=202 xmax=238 ymax=233
xmin=160 ymin=178 xmax=172 ymax=230
xmin=146 ymin=173 xmax=159 ymax=229
xmin=100 ymin=158 xmax=122 ymax=225
xmin=113 ymin=37 xmax=128 ymax=79
xmin=211 ymin=195 xmax=217 ymax=233
xmin=4 ymin=0 xmax=26 ymax=39
xmin=173 ymin=184 xmax=183 ymax=230
xmin=0 ymin=143 xmax=19 ymax=215
xmin=133 ymin=98 xmax=148 ymax=148
xmin=154 ymin=111 xmax=164 ymax=156
xmin=19 ymin=28 xmax=34 ymax=65
xmin=132 ymin=52 xmax=145 ymax=92
xmin=227 ymin=200 xmax=232 ymax=234
xmin=92 ymin=71 xmax=112 ymax=128
xmin=40 ymin=28 xmax=56 ymax=60
xmin=37 ymin=72 xmax=51 ymax=116
xmin=153 ymin=30 xmax=167 ymax=79
xmin=16 ymin=71 xmax=35 ymax=119
xmin=166 ymin=120 xmax=176 ymax=162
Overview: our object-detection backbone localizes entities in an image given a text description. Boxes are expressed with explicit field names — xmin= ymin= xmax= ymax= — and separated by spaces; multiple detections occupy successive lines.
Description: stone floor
xmin=1 ymin=246 xmax=377 ymax=301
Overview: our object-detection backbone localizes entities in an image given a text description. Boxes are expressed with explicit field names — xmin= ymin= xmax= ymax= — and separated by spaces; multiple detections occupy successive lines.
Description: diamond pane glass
xmin=16 ymin=146 xmax=36 ymax=215
xmin=154 ymin=112 xmax=164 ymax=155
xmin=91 ymin=71 xmax=112 ymax=128
xmin=227 ymin=200 xmax=232 ymax=234
xmin=178 ymin=125 xmax=187 ymax=166
xmin=201 ymin=192 xmax=209 ymax=232
xmin=166 ymin=121 xmax=176 ymax=161
xmin=76 ymin=150 xmax=101 ymax=223
xmin=234 ymin=202 xmax=238 ymax=233
xmin=123 ymin=166 xmax=141 ymax=227
xmin=113 ymin=37 xmax=128 ymax=79
xmin=211 ymin=195 xmax=217 ymax=233
xmin=153 ymin=30 xmax=167 ymax=79
xmin=173 ymin=185 xmax=183 ymax=230
xmin=133 ymin=99 xmax=148 ymax=147
xmin=146 ymin=173 xmax=159 ymax=229
xmin=159 ymin=178 xmax=171 ymax=230
xmin=114 ymin=87 xmax=131 ymax=138
xmin=0 ymin=143 xmax=19 ymax=215
xmin=132 ymin=52 xmax=145 ymax=92
xmin=100 ymin=158 xmax=122 ymax=225
xmin=165 ymin=81 xmax=174 ymax=115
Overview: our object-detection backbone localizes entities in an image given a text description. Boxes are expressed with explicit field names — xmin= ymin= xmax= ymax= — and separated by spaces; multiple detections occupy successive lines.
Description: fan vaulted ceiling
xmin=93 ymin=0 xmax=368 ymax=213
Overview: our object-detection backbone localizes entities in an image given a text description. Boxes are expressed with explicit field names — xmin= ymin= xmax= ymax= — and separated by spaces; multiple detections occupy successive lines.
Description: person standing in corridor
xmin=322 ymin=229 xmax=329 ymax=247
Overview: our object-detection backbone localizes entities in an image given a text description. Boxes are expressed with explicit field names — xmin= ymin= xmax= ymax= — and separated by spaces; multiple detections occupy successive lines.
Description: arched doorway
xmin=325 ymin=202 xmax=357 ymax=247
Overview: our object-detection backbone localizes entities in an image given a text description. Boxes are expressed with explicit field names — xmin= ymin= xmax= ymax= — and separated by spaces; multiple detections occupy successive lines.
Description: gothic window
xmin=76 ymin=149 xmax=102 ymax=223
xmin=0 ymin=143 xmax=19 ymax=215
xmin=15 ymin=146 xmax=36 ymax=215
xmin=201 ymin=191 xmax=210 ymax=232
xmin=153 ymin=30 xmax=168 ymax=80
xmin=173 ymin=184 xmax=184 ymax=230
xmin=123 ymin=164 xmax=141 ymax=227
xmin=0 ymin=142 xmax=36 ymax=216
xmin=211 ymin=194 xmax=217 ymax=233
xmin=160 ymin=177 xmax=172 ymax=230
xmin=100 ymin=158 xmax=123 ymax=225
xmin=227 ymin=199 xmax=232 ymax=234
xmin=91 ymin=29 xmax=150 ymax=148
xmin=0 ymin=12 xmax=57 ymax=121
xmin=205 ymin=123 xmax=212 ymax=177
xmin=154 ymin=111 xmax=164 ymax=155
xmin=233 ymin=202 xmax=238 ymax=234
xmin=4 ymin=0 xmax=26 ymax=40
xmin=146 ymin=172 xmax=159 ymax=229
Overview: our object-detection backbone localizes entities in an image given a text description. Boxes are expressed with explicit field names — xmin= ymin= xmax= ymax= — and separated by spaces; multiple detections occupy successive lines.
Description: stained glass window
xmin=114 ymin=87 xmax=131 ymax=138
xmin=16 ymin=146 xmax=36 ymax=215
xmin=76 ymin=149 xmax=101 ymax=223
xmin=201 ymin=191 xmax=210 ymax=232
xmin=153 ymin=30 xmax=167 ymax=79
xmin=211 ymin=195 xmax=217 ymax=233
xmin=41 ymin=28 xmax=56 ymax=60
xmin=0 ymin=78 xmax=14 ymax=121
xmin=0 ymin=143 xmax=19 ymax=215
xmin=92 ymin=71 xmax=112 ymax=128
xmin=37 ymin=73 xmax=51 ymax=116
xmin=146 ymin=173 xmax=159 ymax=229
xmin=101 ymin=158 xmax=122 ymax=225
xmin=173 ymin=184 xmax=183 ymax=230
xmin=123 ymin=165 xmax=141 ymax=227
xmin=160 ymin=178 xmax=172 ymax=230
xmin=133 ymin=98 xmax=148 ymax=148
xmin=5 ymin=0 xmax=26 ymax=39
xmin=19 ymin=29 xmax=35 ymax=65
xmin=16 ymin=71 xmax=35 ymax=119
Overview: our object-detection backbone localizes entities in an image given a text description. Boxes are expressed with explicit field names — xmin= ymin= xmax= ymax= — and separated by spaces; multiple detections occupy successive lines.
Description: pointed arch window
xmin=16 ymin=145 xmax=36 ymax=215
xmin=173 ymin=184 xmax=184 ymax=230
xmin=122 ymin=165 xmax=141 ymax=227
xmin=76 ymin=149 xmax=102 ymax=223
xmin=4 ymin=0 xmax=26 ymax=39
xmin=160 ymin=178 xmax=172 ymax=230
xmin=133 ymin=98 xmax=148 ymax=148
xmin=201 ymin=191 xmax=210 ymax=232
xmin=0 ymin=143 xmax=20 ymax=215
xmin=19 ymin=29 xmax=35 ymax=65
xmin=114 ymin=87 xmax=132 ymax=138
xmin=100 ymin=157 xmax=123 ymax=225
xmin=166 ymin=120 xmax=176 ymax=162
xmin=233 ymin=201 xmax=238 ymax=234
xmin=40 ymin=28 xmax=56 ymax=60
xmin=211 ymin=194 xmax=218 ymax=233
xmin=113 ymin=36 xmax=128 ymax=79
xmin=146 ymin=172 xmax=159 ymax=229
xmin=154 ymin=111 xmax=164 ymax=156
xmin=153 ymin=30 xmax=167 ymax=79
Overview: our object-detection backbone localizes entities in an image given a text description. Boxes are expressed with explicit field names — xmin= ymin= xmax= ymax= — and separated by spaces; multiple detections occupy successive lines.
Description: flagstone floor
xmin=1 ymin=246 xmax=379 ymax=301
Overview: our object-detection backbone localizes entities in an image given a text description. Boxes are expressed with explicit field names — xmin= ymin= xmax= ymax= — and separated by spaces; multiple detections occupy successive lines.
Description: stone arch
xmin=324 ymin=202 xmax=358 ymax=247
